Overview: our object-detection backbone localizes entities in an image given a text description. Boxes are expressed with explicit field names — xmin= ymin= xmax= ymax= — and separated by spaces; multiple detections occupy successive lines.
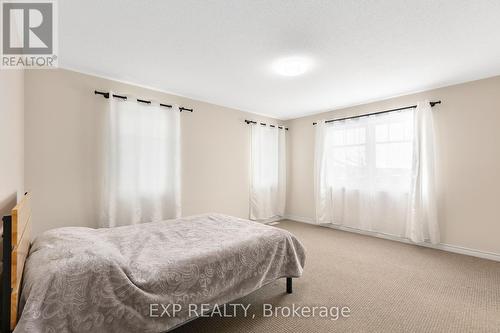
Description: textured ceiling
xmin=60 ymin=0 xmax=500 ymax=119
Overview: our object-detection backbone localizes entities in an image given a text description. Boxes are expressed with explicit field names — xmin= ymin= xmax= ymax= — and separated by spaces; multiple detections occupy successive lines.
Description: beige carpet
xmin=173 ymin=220 xmax=500 ymax=333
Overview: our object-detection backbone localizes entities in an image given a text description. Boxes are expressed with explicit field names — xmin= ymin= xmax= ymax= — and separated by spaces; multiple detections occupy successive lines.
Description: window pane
xmin=389 ymin=122 xmax=404 ymax=141
xmin=333 ymin=130 xmax=344 ymax=145
xmin=376 ymin=142 xmax=412 ymax=169
xmin=333 ymin=146 xmax=366 ymax=168
xmin=327 ymin=109 xmax=414 ymax=189
xmin=376 ymin=124 xmax=388 ymax=142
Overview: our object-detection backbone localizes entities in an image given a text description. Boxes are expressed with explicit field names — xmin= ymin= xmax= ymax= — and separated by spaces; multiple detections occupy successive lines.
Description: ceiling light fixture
xmin=272 ymin=56 xmax=313 ymax=77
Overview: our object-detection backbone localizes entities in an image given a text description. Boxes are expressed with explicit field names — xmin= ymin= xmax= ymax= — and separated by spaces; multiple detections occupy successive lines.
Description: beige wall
xmin=0 ymin=70 xmax=24 ymax=217
xmin=285 ymin=75 xmax=500 ymax=255
xmin=24 ymin=69 xmax=283 ymax=235
xmin=22 ymin=69 xmax=500 ymax=255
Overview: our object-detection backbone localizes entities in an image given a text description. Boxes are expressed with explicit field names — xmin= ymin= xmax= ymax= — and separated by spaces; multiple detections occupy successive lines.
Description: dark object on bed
xmin=286 ymin=277 xmax=293 ymax=294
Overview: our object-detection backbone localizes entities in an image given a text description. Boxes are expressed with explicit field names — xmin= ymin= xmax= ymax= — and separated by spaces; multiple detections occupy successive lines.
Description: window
xmin=117 ymin=103 xmax=171 ymax=197
xmin=326 ymin=110 xmax=414 ymax=193
xmin=101 ymin=98 xmax=181 ymax=227
xmin=249 ymin=125 xmax=286 ymax=221
xmin=318 ymin=109 xmax=414 ymax=236
xmin=315 ymin=101 xmax=439 ymax=243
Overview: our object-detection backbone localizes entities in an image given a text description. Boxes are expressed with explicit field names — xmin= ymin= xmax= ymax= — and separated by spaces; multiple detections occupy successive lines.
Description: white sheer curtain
xmin=101 ymin=95 xmax=181 ymax=227
xmin=314 ymin=101 xmax=439 ymax=243
xmin=406 ymin=101 xmax=439 ymax=243
xmin=314 ymin=120 xmax=332 ymax=223
xmin=250 ymin=124 xmax=286 ymax=222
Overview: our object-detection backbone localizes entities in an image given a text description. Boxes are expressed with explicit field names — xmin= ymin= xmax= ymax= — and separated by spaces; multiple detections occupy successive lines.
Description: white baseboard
xmin=284 ymin=214 xmax=316 ymax=224
xmin=284 ymin=215 xmax=500 ymax=262
xmin=252 ymin=216 xmax=283 ymax=224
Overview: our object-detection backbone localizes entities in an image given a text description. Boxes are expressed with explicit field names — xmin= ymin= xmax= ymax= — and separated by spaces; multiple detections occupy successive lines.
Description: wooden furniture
xmin=2 ymin=192 xmax=31 ymax=333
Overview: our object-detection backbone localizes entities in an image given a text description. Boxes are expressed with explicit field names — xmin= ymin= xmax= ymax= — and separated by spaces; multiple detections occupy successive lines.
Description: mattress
xmin=15 ymin=214 xmax=305 ymax=332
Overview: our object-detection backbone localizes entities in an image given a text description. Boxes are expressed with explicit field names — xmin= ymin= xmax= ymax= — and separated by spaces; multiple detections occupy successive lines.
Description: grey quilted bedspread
xmin=15 ymin=214 xmax=306 ymax=333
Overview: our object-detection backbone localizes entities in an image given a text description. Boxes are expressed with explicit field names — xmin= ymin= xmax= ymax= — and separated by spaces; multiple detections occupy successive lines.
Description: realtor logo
xmin=1 ymin=0 xmax=57 ymax=68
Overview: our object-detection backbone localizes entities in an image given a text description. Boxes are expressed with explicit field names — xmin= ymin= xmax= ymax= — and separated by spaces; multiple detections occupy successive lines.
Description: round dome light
xmin=272 ymin=56 xmax=313 ymax=77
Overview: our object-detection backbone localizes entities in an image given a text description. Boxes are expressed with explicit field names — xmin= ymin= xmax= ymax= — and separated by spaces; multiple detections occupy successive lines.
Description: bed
xmin=2 ymin=195 xmax=306 ymax=333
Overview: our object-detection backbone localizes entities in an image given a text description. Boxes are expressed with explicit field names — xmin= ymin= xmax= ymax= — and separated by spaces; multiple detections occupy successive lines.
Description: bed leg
xmin=286 ymin=277 xmax=292 ymax=294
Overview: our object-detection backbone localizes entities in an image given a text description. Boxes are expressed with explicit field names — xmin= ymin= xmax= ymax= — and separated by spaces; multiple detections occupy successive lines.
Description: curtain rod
xmin=312 ymin=100 xmax=441 ymax=125
xmin=245 ymin=120 xmax=288 ymax=130
xmin=94 ymin=90 xmax=194 ymax=112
